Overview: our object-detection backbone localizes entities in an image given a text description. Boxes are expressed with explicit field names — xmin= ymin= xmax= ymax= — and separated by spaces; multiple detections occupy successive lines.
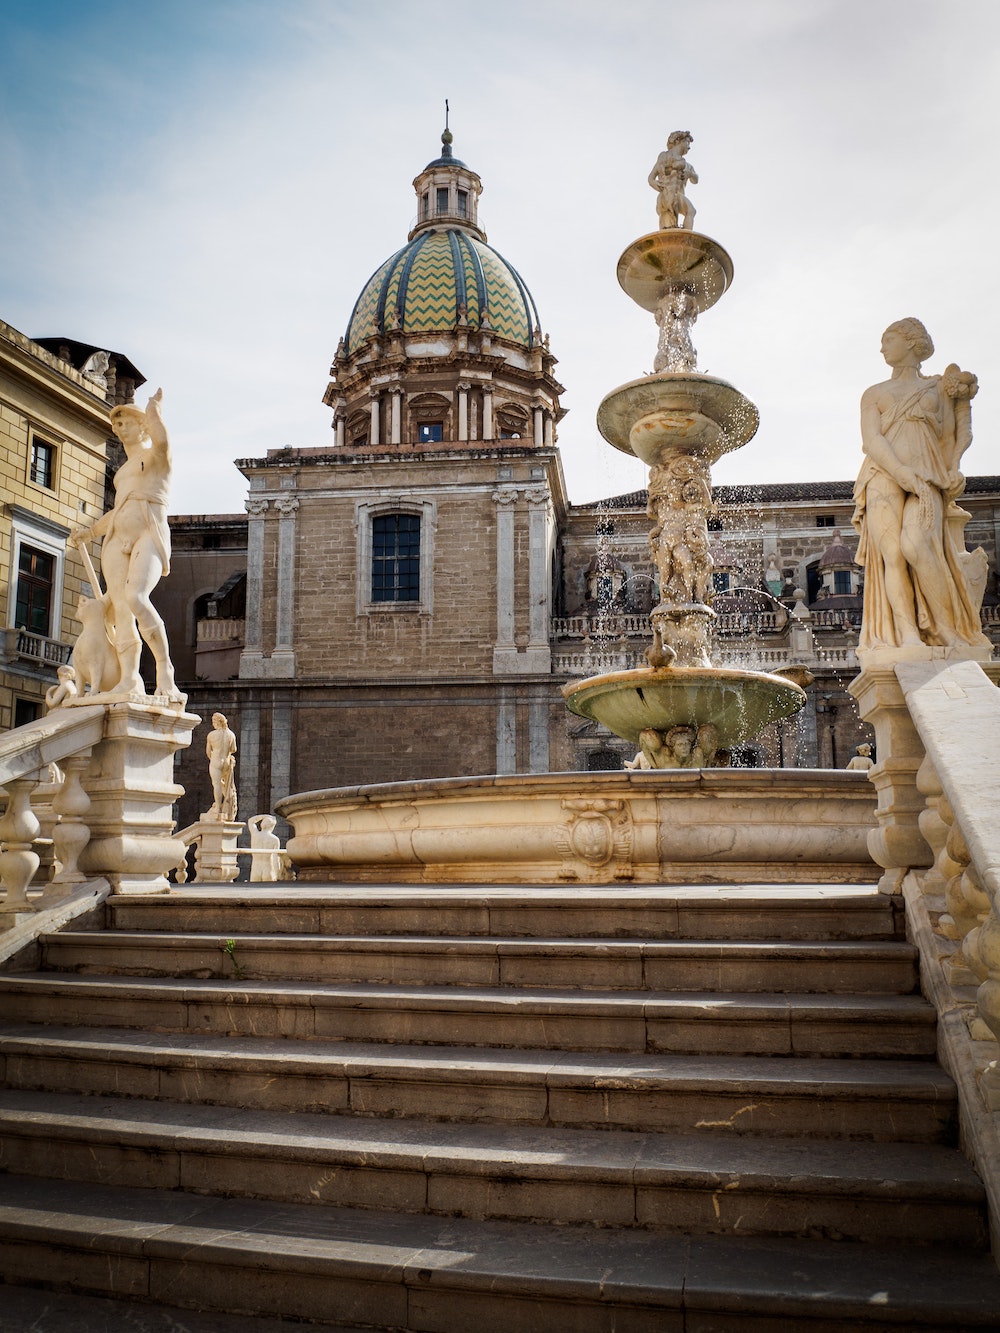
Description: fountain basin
xmin=562 ymin=665 xmax=806 ymax=749
xmin=598 ymin=374 xmax=758 ymax=463
xmin=617 ymin=231 xmax=733 ymax=312
xmin=277 ymin=769 xmax=875 ymax=885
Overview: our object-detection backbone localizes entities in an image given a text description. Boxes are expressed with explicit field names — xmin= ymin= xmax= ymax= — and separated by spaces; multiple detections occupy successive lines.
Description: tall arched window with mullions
xmin=371 ymin=513 xmax=420 ymax=603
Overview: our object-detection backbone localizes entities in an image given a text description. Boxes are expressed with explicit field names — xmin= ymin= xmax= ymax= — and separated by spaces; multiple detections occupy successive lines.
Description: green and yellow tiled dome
xmin=345 ymin=229 xmax=540 ymax=355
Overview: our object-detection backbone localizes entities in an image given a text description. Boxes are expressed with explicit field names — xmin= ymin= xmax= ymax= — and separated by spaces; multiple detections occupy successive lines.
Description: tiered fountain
xmin=280 ymin=133 xmax=874 ymax=885
xmin=563 ymin=131 xmax=806 ymax=766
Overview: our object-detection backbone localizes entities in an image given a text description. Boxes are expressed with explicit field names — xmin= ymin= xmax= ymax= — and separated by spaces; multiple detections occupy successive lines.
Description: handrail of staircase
xmin=0 ymin=705 xmax=107 ymax=918
xmin=893 ymin=657 xmax=1000 ymax=1258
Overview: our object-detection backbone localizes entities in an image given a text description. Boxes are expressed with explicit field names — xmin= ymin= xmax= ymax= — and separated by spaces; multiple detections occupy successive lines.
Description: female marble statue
xmin=852 ymin=319 xmax=988 ymax=654
xmin=70 ymin=389 xmax=178 ymax=698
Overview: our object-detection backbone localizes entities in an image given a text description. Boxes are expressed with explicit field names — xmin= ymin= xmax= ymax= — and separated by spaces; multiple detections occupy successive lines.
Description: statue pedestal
xmin=848 ymin=667 xmax=932 ymax=894
xmin=79 ymin=701 xmax=199 ymax=895
xmin=192 ymin=818 xmax=244 ymax=884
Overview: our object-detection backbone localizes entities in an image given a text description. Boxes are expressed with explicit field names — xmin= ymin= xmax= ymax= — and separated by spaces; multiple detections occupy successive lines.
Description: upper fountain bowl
xmin=597 ymin=373 xmax=759 ymax=465
xmin=618 ymin=231 xmax=733 ymax=313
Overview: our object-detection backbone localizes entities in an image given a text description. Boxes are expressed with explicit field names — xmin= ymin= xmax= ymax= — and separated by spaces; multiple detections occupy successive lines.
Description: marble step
xmin=108 ymin=882 xmax=896 ymax=941
xmin=0 ymin=1026 xmax=958 ymax=1141
xmin=0 ymin=1089 xmax=986 ymax=1246
xmin=0 ymin=973 xmax=938 ymax=1057
xmin=40 ymin=930 xmax=920 ymax=994
xmin=2 ymin=1175 xmax=999 ymax=1331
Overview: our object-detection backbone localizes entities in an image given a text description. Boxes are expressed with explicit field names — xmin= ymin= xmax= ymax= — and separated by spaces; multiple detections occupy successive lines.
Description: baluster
xmin=0 ymin=777 xmax=41 ymax=915
xmin=47 ymin=752 xmax=93 ymax=898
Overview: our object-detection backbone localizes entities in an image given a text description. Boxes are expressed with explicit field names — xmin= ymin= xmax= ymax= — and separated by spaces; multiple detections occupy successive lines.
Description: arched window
xmin=372 ymin=513 xmax=421 ymax=603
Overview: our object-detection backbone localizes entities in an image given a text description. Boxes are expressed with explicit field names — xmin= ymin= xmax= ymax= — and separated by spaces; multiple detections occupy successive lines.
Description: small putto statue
xmin=648 ymin=131 xmax=698 ymax=231
xmin=853 ymin=318 xmax=990 ymax=656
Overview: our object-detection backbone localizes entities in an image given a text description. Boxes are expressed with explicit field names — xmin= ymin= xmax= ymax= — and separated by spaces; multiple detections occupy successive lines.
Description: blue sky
xmin=3 ymin=0 xmax=999 ymax=513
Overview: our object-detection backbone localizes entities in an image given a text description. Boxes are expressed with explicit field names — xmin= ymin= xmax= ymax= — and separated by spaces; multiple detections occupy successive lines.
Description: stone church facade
xmin=152 ymin=131 xmax=1000 ymax=825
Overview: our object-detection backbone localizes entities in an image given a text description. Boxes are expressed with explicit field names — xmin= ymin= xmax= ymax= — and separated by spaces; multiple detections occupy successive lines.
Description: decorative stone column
xmin=457 ymin=380 xmax=470 ymax=441
xmin=390 ymin=384 xmax=403 ymax=445
xmin=525 ymin=485 xmax=552 ymax=673
xmin=492 ymin=487 xmax=518 ymax=674
xmin=272 ymin=495 xmax=299 ymax=676
xmin=79 ymin=701 xmax=199 ymax=895
xmin=369 ymin=387 xmax=381 ymax=447
xmin=334 ymin=402 xmax=347 ymax=448
xmin=239 ymin=498 xmax=269 ymax=678
xmin=544 ymin=412 xmax=554 ymax=446
xmin=482 ymin=385 xmax=494 ymax=441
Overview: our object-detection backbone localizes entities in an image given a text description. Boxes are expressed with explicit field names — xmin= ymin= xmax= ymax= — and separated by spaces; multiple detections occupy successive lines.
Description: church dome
xmin=345 ymin=229 xmax=541 ymax=356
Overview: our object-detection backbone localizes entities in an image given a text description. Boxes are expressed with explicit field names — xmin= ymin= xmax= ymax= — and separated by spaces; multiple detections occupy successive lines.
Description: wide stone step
xmin=0 ymin=1026 xmax=957 ymax=1141
xmin=40 ymin=930 xmax=920 ymax=994
xmin=2 ymin=1175 xmax=999 ymax=1331
xmin=0 ymin=1089 xmax=985 ymax=1247
xmin=0 ymin=973 xmax=937 ymax=1057
xmin=108 ymin=882 xmax=896 ymax=941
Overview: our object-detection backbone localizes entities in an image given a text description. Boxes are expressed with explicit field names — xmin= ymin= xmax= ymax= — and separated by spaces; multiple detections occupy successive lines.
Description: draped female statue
xmin=853 ymin=319 xmax=989 ymax=655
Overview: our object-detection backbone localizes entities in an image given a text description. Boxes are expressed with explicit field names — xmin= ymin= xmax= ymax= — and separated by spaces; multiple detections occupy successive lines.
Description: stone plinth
xmin=192 ymin=818 xmax=244 ymax=884
xmin=78 ymin=701 xmax=199 ymax=894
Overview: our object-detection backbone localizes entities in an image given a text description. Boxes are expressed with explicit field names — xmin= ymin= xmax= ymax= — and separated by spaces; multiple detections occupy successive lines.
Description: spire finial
xmin=441 ymin=98 xmax=453 ymax=156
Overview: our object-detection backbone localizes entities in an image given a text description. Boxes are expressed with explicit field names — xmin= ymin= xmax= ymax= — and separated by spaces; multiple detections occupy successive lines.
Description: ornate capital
xmin=457 ymin=380 xmax=472 ymax=393
xmin=245 ymin=499 xmax=269 ymax=517
xmin=492 ymin=487 xmax=518 ymax=507
xmin=275 ymin=497 xmax=300 ymax=517
xmin=525 ymin=486 xmax=550 ymax=506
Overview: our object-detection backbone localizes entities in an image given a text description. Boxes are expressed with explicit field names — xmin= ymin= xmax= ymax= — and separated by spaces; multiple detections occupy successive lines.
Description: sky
xmin=2 ymin=0 xmax=998 ymax=514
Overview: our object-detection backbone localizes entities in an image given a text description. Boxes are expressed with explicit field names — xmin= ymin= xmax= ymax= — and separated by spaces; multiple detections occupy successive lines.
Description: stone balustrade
xmin=196 ymin=617 xmax=246 ymax=643
xmin=0 ymin=627 xmax=73 ymax=669
xmin=0 ymin=701 xmax=197 ymax=918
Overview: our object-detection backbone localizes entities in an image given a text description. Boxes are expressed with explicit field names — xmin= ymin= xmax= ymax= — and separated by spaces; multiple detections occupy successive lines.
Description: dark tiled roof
xmin=576 ymin=476 xmax=1000 ymax=512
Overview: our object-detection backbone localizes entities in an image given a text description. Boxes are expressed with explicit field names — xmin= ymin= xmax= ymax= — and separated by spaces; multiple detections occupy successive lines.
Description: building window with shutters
xmin=355 ymin=498 xmax=436 ymax=616
xmin=29 ymin=436 xmax=57 ymax=490
xmin=8 ymin=509 xmax=69 ymax=649
xmin=372 ymin=513 xmax=420 ymax=603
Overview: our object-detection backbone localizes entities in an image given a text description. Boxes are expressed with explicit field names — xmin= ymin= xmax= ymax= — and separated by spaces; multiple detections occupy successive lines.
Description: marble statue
xmin=654 ymin=287 xmax=698 ymax=373
xmin=626 ymin=722 xmax=720 ymax=769
xmin=648 ymin=131 xmax=698 ymax=231
xmin=205 ymin=712 xmax=238 ymax=822
xmin=247 ymin=814 xmax=285 ymax=882
xmin=764 ymin=557 xmax=784 ymax=599
xmin=81 ymin=350 xmax=110 ymax=391
xmin=853 ymin=320 xmax=989 ymax=655
xmin=69 ymin=389 xmax=180 ymax=699
xmin=647 ymin=455 xmax=714 ymax=607
xmin=70 ymin=593 xmax=118 ymax=696
xmin=45 ymin=664 xmax=78 ymax=710
xmin=846 ymin=743 xmax=874 ymax=771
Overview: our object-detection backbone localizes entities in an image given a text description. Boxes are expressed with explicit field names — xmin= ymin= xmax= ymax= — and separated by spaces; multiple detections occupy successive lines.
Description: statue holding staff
xmin=69 ymin=388 xmax=180 ymax=699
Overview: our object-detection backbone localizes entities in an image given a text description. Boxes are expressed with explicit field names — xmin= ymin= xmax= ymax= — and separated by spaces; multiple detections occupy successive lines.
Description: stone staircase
xmin=2 ymin=882 xmax=1000 ymax=1330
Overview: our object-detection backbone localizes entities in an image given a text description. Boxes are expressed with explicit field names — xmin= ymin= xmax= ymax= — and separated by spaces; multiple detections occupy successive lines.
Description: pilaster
xmin=239 ymin=498 xmax=268 ymax=677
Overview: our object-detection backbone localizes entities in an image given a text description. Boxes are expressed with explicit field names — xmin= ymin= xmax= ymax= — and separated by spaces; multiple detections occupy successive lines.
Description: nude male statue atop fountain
xmin=648 ymin=131 xmax=698 ymax=230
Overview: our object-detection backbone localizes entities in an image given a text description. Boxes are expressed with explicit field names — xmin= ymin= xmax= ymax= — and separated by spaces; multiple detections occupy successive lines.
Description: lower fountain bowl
xmin=561 ymin=665 xmax=807 ymax=749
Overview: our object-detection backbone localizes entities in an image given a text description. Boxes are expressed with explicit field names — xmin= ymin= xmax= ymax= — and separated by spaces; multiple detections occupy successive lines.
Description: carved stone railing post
xmin=47 ymin=752 xmax=93 ymax=897
xmin=0 ymin=777 xmax=41 ymax=916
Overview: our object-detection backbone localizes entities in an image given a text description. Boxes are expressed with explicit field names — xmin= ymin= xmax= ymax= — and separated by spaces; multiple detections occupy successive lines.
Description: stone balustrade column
xmin=492 ymin=487 xmax=518 ymax=674
xmin=272 ymin=496 xmax=300 ymax=675
xmin=369 ymin=388 xmax=381 ymax=446
xmin=457 ymin=380 xmax=470 ymax=441
xmin=0 ymin=777 xmax=40 ymax=917
xmin=48 ymin=752 xmax=93 ymax=895
xmin=240 ymin=498 xmax=269 ymax=677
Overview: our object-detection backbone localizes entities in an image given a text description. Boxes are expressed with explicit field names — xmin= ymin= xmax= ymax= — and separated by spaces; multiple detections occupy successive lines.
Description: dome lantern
xmin=409 ymin=116 xmax=485 ymax=242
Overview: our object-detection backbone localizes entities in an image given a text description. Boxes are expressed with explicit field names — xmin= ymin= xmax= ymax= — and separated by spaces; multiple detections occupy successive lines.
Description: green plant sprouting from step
xmin=221 ymin=937 xmax=245 ymax=980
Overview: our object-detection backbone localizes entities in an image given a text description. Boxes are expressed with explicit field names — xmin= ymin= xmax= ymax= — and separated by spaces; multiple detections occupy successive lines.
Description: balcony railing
xmin=196 ymin=617 xmax=246 ymax=644
xmin=1 ymin=628 xmax=72 ymax=669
